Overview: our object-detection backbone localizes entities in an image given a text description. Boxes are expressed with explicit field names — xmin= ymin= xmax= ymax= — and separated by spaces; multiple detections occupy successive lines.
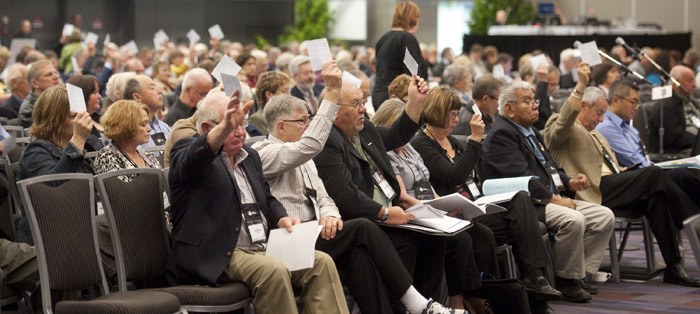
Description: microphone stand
xmin=597 ymin=50 xmax=652 ymax=85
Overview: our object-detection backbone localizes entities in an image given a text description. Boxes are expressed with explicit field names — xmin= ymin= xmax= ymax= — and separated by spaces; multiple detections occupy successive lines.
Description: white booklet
xmin=405 ymin=203 xmax=471 ymax=233
xmin=424 ymin=193 xmax=507 ymax=220
xmin=266 ymin=221 xmax=322 ymax=271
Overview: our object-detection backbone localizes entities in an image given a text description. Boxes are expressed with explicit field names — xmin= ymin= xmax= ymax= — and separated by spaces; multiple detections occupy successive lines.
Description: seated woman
xmin=94 ymin=100 xmax=161 ymax=173
xmin=17 ymin=86 xmax=95 ymax=244
xmin=66 ymin=74 xmax=106 ymax=151
xmin=407 ymin=86 xmax=563 ymax=302
xmin=591 ymin=62 xmax=620 ymax=96
xmin=93 ymin=100 xmax=161 ymax=278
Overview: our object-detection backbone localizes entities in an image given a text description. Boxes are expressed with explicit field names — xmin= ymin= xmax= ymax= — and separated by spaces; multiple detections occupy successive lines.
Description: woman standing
xmin=371 ymin=0 xmax=429 ymax=110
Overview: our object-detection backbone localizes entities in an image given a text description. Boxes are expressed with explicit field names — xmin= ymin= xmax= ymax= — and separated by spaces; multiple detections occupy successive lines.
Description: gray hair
xmin=196 ymin=89 xmax=229 ymax=134
xmin=582 ymin=86 xmax=606 ymax=107
xmin=182 ymin=67 xmax=212 ymax=89
xmin=442 ymin=64 xmax=470 ymax=86
xmin=289 ymin=55 xmax=310 ymax=76
xmin=4 ymin=63 xmax=27 ymax=88
xmin=107 ymin=72 xmax=137 ymax=102
xmin=251 ymin=49 xmax=267 ymax=59
xmin=498 ymin=81 xmax=533 ymax=116
xmin=122 ymin=77 xmax=143 ymax=100
xmin=264 ymin=94 xmax=308 ymax=134
xmin=275 ymin=52 xmax=295 ymax=72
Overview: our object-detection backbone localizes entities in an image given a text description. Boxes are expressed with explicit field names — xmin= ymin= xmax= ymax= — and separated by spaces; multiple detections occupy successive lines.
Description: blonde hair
xmin=392 ymin=1 xmax=421 ymax=30
xmin=422 ymin=86 xmax=461 ymax=128
xmin=101 ymin=100 xmax=151 ymax=143
xmin=388 ymin=74 xmax=411 ymax=100
xmin=371 ymin=99 xmax=405 ymax=127
xmin=31 ymin=86 xmax=70 ymax=144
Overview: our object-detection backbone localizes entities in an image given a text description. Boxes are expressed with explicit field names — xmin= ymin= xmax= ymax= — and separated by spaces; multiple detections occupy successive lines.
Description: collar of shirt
xmin=222 ymin=148 xmax=249 ymax=169
xmin=513 ymin=122 xmax=535 ymax=138
xmin=605 ymin=111 xmax=629 ymax=129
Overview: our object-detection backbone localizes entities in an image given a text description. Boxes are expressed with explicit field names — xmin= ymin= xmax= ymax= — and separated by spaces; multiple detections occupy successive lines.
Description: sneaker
xmin=580 ymin=279 xmax=598 ymax=294
xmin=422 ymin=299 xmax=467 ymax=314
xmin=555 ymin=277 xmax=591 ymax=303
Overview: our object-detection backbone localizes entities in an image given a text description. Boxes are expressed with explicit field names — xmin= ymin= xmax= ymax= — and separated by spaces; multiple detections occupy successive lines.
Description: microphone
xmin=615 ymin=37 xmax=640 ymax=58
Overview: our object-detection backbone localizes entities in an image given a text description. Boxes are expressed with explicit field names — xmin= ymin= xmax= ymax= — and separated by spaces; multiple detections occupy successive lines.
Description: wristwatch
xmin=378 ymin=207 xmax=389 ymax=222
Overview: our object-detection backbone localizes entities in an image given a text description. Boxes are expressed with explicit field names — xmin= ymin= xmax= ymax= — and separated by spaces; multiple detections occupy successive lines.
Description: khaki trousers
xmin=0 ymin=238 xmax=39 ymax=291
xmin=545 ymin=200 xmax=614 ymax=279
xmin=224 ymin=248 xmax=348 ymax=314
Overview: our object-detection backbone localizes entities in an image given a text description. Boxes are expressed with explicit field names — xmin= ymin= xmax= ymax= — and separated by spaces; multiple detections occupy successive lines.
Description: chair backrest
xmin=6 ymin=137 xmax=31 ymax=164
xmin=94 ymin=168 xmax=171 ymax=292
xmin=634 ymin=101 xmax=655 ymax=148
xmin=17 ymin=173 xmax=108 ymax=312
xmin=0 ymin=160 xmax=15 ymax=241
xmin=3 ymin=126 xmax=24 ymax=138
xmin=5 ymin=162 xmax=22 ymax=216
xmin=143 ymin=145 xmax=166 ymax=168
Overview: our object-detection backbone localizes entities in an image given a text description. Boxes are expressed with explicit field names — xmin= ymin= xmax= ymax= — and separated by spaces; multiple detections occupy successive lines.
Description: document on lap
xmin=423 ymin=193 xmax=507 ymax=220
xmin=266 ymin=221 xmax=323 ymax=271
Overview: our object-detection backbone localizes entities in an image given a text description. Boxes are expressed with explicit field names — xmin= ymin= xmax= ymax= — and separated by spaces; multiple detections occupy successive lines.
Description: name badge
xmin=545 ymin=162 xmax=564 ymax=191
xmin=151 ymin=132 xmax=166 ymax=145
xmin=413 ymin=180 xmax=433 ymax=200
xmin=242 ymin=204 xmax=266 ymax=244
xmin=466 ymin=178 xmax=482 ymax=199
xmin=372 ymin=171 xmax=396 ymax=200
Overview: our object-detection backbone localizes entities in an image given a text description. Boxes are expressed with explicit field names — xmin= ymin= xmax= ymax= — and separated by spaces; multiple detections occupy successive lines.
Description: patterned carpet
xmin=551 ymin=227 xmax=700 ymax=313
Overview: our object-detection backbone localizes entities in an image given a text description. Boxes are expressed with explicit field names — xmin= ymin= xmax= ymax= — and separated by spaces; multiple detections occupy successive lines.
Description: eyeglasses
xmin=339 ymin=100 xmax=365 ymax=109
xmin=509 ymin=98 xmax=540 ymax=107
xmin=448 ymin=111 xmax=460 ymax=119
xmin=282 ymin=116 xmax=310 ymax=125
xmin=620 ymin=97 xmax=640 ymax=106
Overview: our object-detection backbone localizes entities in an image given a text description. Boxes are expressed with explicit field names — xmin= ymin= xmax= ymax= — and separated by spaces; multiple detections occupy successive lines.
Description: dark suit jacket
xmin=167 ymin=135 xmax=287 ymax=285
xmin=534 ymin=82 xmax=552 ymax=131
xmin=291 ymin=85 xmax=324 ymax=115
xmin=559 ymin=73 xmax=576 ymax=89
xmin=0 ymin=95 xmax=22 ymax=119
xmin=647 ymin=92 xmax=696 ymax=153
xmin=314 ymin=111 xmax=421 ymax=220
xmin=480 ymin=116 xmax=571 ymax=221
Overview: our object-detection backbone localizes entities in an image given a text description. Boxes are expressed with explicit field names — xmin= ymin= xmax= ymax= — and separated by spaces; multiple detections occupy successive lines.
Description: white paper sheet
xmin=8 ymin=39 xmax=36 ymax=67
xmin=472 ymin=104 xmax=482 ymax=117
xmin=187 ymin=29 xmax=201 ymax=45
xmin=342 ymin=71 xmax=361 ymax=88
xmin=306 ymin=38 xmax=332 ymax=72
xmin=208 ymin=24 xmax=225 ymax=40
xmin=120 ymin=40 xmax=138 ymax=55
xmin=71 ymin=56 xmax=80 ymax=73
xmin=154 ymin=29 xmax=169 ymax=50
xmin=405 ymin=203 xmax=444 ymax=219
xmin=651 ymin=85 xmax=672 ymax=100
xmin=211 ymin=55 xmax=242 ymax=83
xmin=104 ymin=33 xmax=111 ymax=46
xmin=482 ymin=176 xmax=535 ymax=196
xmin=66 ymin=83 xmax=87 ymax=113
xmin=529 ymin=54 xmax=549 ymax=71
xmin=84 ymin=32 xmax=99 ymax=46
xmin=221 ymin=72 xmax=243 ymax=98
xmin=578 ymin=41 xmax=602 ymax=66
xmin=403 ymin=47 xmax=418 ymax=77
xmin=266 ymin=221 xmax=322 ymax=271
xmin=62 ymin=24 xmax=74 ymax=36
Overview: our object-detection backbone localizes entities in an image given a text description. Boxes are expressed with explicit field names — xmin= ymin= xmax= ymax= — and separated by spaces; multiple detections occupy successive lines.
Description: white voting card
xmin=66 ymin=83 xmax=87 ymax=113
xmin=212 ymin=55 xmax=242 ymax=83
xmin=306 ymin=38 xmax=332 ymax=72
xmin=403 ymin=47 xmax=418 ymax=77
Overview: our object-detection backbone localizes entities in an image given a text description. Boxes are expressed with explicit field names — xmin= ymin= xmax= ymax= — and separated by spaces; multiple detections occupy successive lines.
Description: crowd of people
xmin=2 ymin=1 xmax=700 ymax=313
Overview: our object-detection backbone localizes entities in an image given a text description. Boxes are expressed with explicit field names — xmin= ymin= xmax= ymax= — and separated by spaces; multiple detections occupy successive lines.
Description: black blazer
xmin=166 ymin=135 xmax=287 ymax=286
xmin=480 ymin=117 xmax=571 ymax=221
xmin=647 ymin=92 xmax=695 ymax=154
xmin=314 ymin=111 xmax=421 ymax=220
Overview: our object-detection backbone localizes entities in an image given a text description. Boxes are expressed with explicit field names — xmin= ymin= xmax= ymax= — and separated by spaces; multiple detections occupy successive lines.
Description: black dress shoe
xmin=523 ymin=275 xmax=563 ymax=300
xmin=555 ymin=277 xmax=591 ymax=303
xmin=663 ymin=263 xmax=700 ymax=287
xmin=580 ymin=279 xmax=598 ymax=294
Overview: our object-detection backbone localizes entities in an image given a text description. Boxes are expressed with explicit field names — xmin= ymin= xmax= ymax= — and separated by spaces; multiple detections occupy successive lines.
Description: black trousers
xmin=665 ymin=168 xmax=700 ymax=218
xmin=474 ymin=191 xmax=551 ymax=276
xmin=316 ymin=218 xmax=413 ymax=314
xmin=445 ymin=225 xmax=486 ymax=296
xmin=600 ymin=166 xmax=699 ymax=264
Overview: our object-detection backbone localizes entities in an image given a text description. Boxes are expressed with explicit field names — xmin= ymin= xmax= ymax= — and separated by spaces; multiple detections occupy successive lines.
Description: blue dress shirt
xmin=596 ymin=111 xmax=653 ymax=167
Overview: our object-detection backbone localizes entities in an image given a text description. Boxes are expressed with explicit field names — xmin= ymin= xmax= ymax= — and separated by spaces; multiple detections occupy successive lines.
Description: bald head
xmin=670 ymin=65 xmax=696 ymax=96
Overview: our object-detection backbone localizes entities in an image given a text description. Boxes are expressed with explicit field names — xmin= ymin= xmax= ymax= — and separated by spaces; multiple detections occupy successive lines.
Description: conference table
xmin=463 ymin=25 xmax=691 ymax=66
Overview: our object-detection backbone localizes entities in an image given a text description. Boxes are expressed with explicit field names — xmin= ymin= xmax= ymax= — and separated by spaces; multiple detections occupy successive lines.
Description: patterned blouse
xmin=93 ymin=142 xmax=162 ymax=178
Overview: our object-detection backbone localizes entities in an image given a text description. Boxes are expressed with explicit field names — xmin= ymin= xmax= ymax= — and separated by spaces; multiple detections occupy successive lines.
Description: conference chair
xmin=95 ymin=168 xmax=252 ymax=312
xmin=17 ymin=173 xmax=183 ymax=314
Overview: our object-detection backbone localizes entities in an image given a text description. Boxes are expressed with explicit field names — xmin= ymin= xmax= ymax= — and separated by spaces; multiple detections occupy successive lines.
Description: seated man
xmin=313 ymin=73 xmax=471 ymax=312
xmin=123 ymin=75 xmax=170 ymax=148
xmin=166 ymin=89 xmax=348 ymax=313
xmin=452 ymin=75 xmax=502 ymax=136
xmin=544 ymin=72 xmax=700 ymax=287
xmin=253 ymin=63 xmax=459 ymax=314
xmin=647 ymin=65 xmax=698 ymax=154
xmin=481 ymin=71 xmax=615 ymax=303
xmin=597 ymin=80 xmax=700 ymax=217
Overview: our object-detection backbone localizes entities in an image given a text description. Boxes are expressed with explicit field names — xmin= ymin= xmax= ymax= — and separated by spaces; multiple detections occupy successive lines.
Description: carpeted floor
xmin=551 ymin=226 xmax=700 ymax=313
